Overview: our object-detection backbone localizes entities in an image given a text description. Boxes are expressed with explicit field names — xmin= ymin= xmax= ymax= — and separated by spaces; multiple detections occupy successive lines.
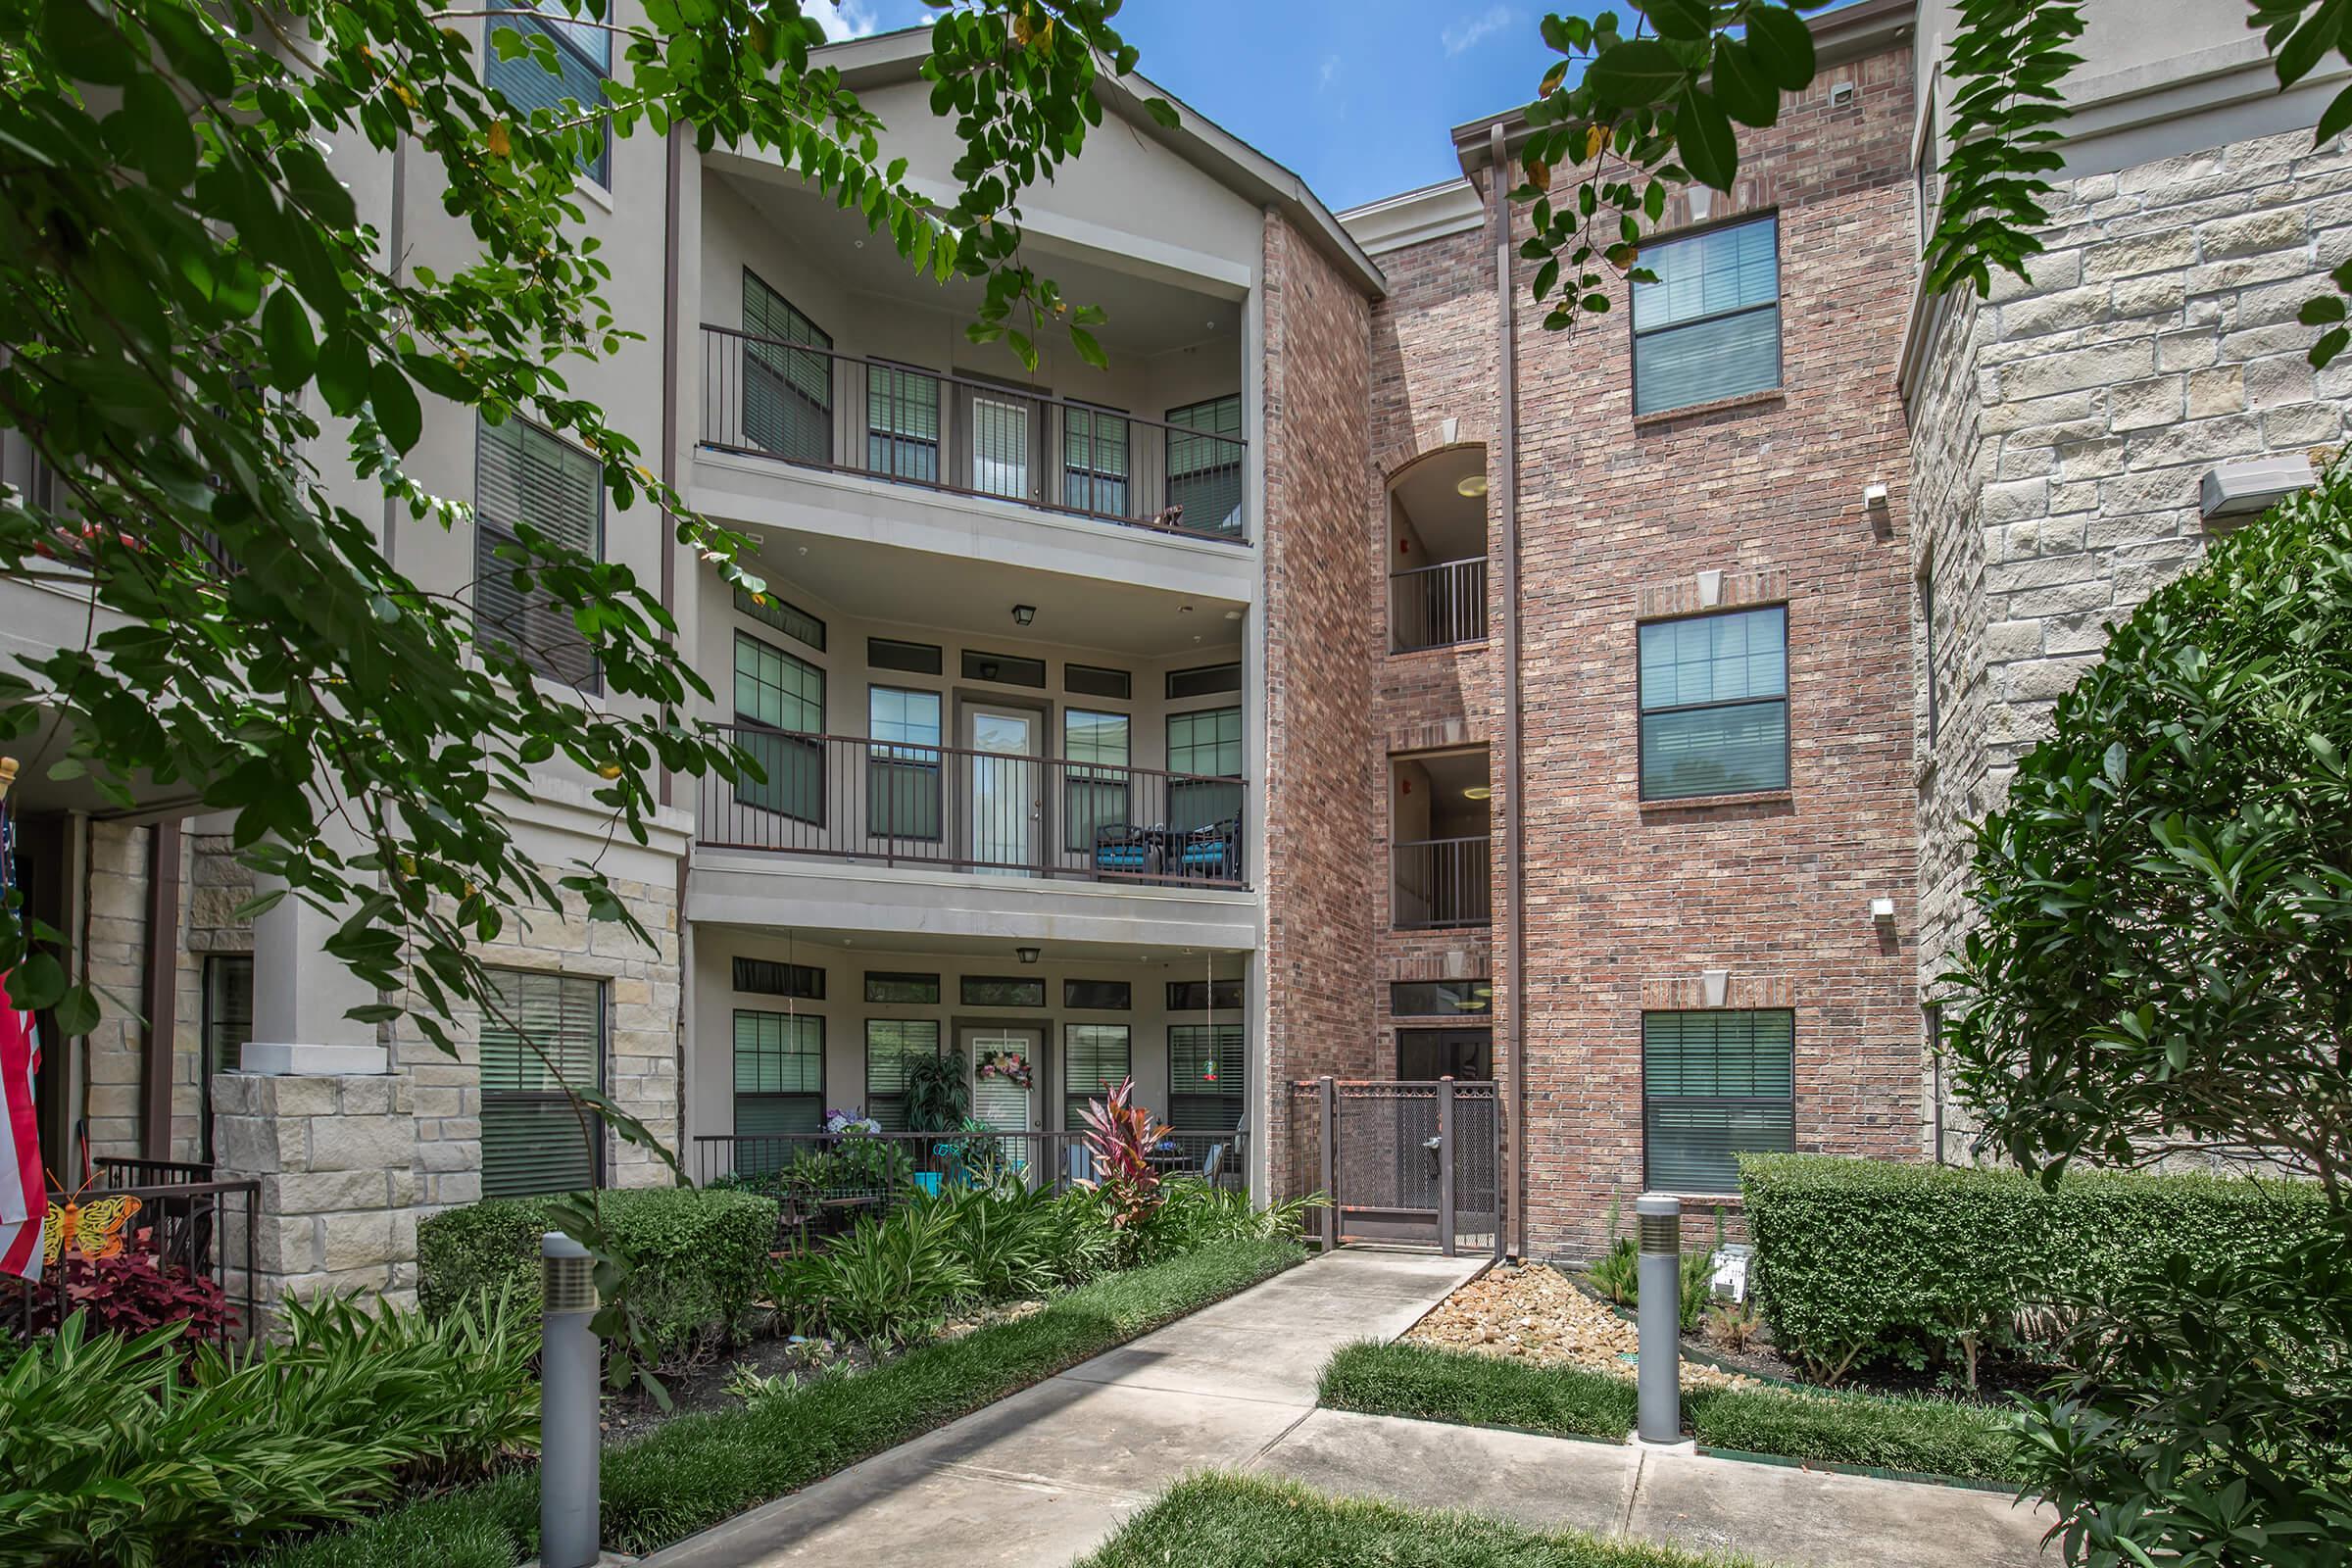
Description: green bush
xmin=773 ymin=1200 xmax=978 ymax=1346
xmin=0 ymin=1288 xmax=536 ymax=1568
xmin=1320 ymin=1340 xmax=1636 ymax=1442
xmin=417 ymin=1186 xmax=779 ymax=1366
xmin=1740 ymin=1154 xmax=2330 ymax=1385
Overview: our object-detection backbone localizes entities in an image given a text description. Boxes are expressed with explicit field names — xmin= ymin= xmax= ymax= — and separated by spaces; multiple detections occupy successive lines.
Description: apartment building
xmin=6 ymin=0 xmax=2341 ymax=1302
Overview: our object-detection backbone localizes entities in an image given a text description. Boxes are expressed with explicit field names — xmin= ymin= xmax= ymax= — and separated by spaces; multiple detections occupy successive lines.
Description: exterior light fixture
xmin=1463 ymin=785 xmax=1493 ymax=801
xmin=1456 ymin=473 xmax=1490 ymax=498
xmin=1012 ymin=604 xmax=1036 ymax=626
xmin=1016 ymin=945 xmax=1042 ymax=964
xmin=1871 ymin=897 xmax=1897 ymax=927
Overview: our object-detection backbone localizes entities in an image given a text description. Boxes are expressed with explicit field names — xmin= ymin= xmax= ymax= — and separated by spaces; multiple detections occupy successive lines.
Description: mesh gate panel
xmin=1288 ymin=1080 xmax=1501 ymax=1251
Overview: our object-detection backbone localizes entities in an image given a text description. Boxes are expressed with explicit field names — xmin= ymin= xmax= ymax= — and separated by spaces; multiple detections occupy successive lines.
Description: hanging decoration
xmin=975 ymin=1049 xmax=1032 ymax=1088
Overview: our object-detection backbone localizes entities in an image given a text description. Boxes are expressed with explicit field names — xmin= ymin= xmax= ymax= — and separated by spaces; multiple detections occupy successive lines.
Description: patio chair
xmin=1093 ymin=822 xmax=1154 ymax=876
xmin=1201 ymin=1144 xmax=1226 ymax=1184
xmin=1176 ymin=818 xmax=1240 ymax=881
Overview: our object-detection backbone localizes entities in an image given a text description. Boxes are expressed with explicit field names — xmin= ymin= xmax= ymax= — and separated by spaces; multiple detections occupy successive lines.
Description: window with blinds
xmin=865 ymin=1019 xmax=941 ymax=1131
xmin=1063 ymin=709 xmax=1131 ymax=852
xmin=1063 ymin=1023 xmax=1131 ymax=1133
xmin=1642 ymin=1009 xmax=1795 ymax=1195
xmin=1167 ymin=706 xmax=1243 ymax=834
xmin=473 ymin=416 xmax=603 ymax=691
xmin=1167 ymin=1023 xmax=1243 ymax=1134
xmin=1638 ymin=607 xmax=1788 ymax=801
xmin=734 ymin=1009 xmax=823 ymax=1152
xmin=484 ymin=2 xmax=612 ymax=186
xmin=867 ymin=364 xmax=941 ymax=481
xmin=868 ymin=686 xmax=944 ymax=842
xmin=741 ymin=270 xmax=832 ymax=466
xmin=1165 ymin=394 xmax=1243 ymax=535
xmin=1632 ymin=217 xmax=1781 ymax=416
xmin=731 ymin=956 xmax=824 ymax=1000
xmin=733 ymin=631 xmax=825 ymax=822
xmin=479 ymin=969 xmax=606 ymax=1200
xmin=1063 ymin=405 xmax=1131 ymax=516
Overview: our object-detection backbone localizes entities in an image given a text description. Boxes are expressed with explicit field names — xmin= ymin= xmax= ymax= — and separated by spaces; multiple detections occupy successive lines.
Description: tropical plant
xmin=776 ymin=1200 xmax=977 ymax=1348
xmin=903 ymin=1050 xmax=970 ymax=1134
xmin=932 ymin=1182 xmax=1057 ymax=1303
xmin=1076 ymin=1077 xmax=1171 ymax=1264
xmin=1704 ymin=1298 xmax=1764 ymax=1353
xmin=1137 ymin=1183 xmax=1322 ymax=1262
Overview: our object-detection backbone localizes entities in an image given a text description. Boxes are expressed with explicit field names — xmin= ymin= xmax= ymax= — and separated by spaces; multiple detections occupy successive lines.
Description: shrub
xmin=1076 ymin=1078 xmax=1170 ymax=1263
xmin=1740 ymin=1154 xmax=2330 ymax=1384
xmin=26 ymin=1251 xmax=240 ymax=1346
xmin=1320 ymin=1340 xmax=1636 ymax=1442
xmin=417 ymin=1186 xmax=779 ymax=1367
xmin=773 ymin=1200 xmax=976 ymax=1346
xmin=1134 ymin=1182 xmax=1320 ymax=1262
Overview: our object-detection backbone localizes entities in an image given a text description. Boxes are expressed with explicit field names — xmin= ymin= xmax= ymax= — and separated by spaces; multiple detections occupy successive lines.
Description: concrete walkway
xmin=642 ymin=1248 xmax=2055 ymax=1568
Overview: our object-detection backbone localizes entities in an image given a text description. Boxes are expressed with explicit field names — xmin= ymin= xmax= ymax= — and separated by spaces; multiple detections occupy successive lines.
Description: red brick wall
xmin=1259 ymin=210 xmax=1378 ymax=1199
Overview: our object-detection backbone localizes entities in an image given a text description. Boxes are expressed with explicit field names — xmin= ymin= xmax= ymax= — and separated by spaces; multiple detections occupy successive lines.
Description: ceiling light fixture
xmin=1464 ymin=785 xmax=1493 ymax=801
xmin=1012 ymin=604 xmax=1036 ymax=626
xmin=1456 ymin=473 xmax=1490 ymax=499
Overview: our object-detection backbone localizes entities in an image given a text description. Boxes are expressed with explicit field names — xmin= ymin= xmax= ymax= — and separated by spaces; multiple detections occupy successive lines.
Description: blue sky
xmin=824 ymin=1 xmax=1560 ymax=212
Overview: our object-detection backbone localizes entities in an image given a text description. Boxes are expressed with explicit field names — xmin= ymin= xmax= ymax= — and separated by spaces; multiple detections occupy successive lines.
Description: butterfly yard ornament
xmin=44 ymin=1180 xmax=142 ymax=1266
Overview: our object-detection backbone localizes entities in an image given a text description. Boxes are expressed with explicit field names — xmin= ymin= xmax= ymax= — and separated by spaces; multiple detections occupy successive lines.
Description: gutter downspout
xmin=661 ymin=123 xmax=690 ymax=1169
xmin=1490 ymin=123 xmax=1527 ymax=1260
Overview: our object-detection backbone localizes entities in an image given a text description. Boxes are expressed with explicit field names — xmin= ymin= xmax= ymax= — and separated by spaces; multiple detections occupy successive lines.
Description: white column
xmin=243 ymin=849 xmax=389 ymax=1076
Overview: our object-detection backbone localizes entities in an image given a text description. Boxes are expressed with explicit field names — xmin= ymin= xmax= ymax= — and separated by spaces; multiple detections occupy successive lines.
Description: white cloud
xmin=1442 ymin=5 xmax=1515 ymax=56
xmin=1318 ymin=54 xmax=1341 ymax=92
xmin=826 ymin=0 xmax=890 ymax=40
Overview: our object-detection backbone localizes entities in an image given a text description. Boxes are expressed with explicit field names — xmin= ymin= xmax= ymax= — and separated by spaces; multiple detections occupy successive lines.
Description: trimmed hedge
xmin=1740 ymin=1154 xmax=2330 ymax=1383
xmin=1320 ymin=1340 xmax=1635 ymax=1442
xmin=263 ymin=1240 xmax=1303 ymax=1568
xmin=416 ymin=1187 xmax=779 ymax=1364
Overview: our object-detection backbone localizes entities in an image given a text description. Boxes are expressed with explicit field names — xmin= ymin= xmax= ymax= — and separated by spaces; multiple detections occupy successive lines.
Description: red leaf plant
xmin=28 ymin=1250 xmax=240 ymax=1347
xmin=1076 ymin=1077 xmax=1172 ymax=1257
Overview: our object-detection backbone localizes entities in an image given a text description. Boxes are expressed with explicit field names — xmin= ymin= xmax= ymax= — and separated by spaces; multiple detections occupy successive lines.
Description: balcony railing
xmin=700 ymin=723 xmax=1249 ymax=889
xmin=1390 ymin=558 xmax=1488 ymax=652
xmin=1393 ymin=836 xmax=1492 ymax=929
xmin=700 ymin=324 xmax=1250 ymax=543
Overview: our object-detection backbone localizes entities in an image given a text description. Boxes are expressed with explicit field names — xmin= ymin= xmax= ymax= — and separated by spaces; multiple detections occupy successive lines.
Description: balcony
xmin=700 ymin=724 xmax=1249 ymax=890
xmin=1391 ymin=748 xmax=1491 ymax=930
xmin=1389 ymin=558 xmax=1488 ymax=653
xmin=1392 ymin=837 xmax=1493 ymax=929
xmin=1387 ymin=445 xmax=1490 ymax=653
xmin=699 ymin=325 xmax=1248 ymax=544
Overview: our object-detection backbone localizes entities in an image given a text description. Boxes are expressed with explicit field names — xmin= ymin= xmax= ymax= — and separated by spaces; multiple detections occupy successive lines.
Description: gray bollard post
xmin=540 ymin=1232 xmax=600 ymax=1568
xmin=1634 ymin=1193 xmax=1683 ymax=1446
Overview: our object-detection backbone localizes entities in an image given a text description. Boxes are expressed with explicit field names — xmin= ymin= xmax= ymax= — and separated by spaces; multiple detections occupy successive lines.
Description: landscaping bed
xmin=1403 ymin=1262 xmax=1754 ymax=1392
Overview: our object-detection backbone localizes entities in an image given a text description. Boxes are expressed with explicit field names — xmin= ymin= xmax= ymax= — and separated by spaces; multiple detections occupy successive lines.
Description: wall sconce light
xmin=1863 ymin=481 xmax=1889 ymax=511
xmin=1871 ymin=897 xmax=1896 ymax=932
xmin=1016 ymin=945 xmax=1042 ymax=964
xmin=1011 ymin=605 xmax=1037 ymax=627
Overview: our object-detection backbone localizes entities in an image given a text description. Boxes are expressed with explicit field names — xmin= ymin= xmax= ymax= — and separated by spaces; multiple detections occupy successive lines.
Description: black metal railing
xmin=1390 ymin=558 xmax=1488 ymax=652
xmin=701 ymin=324 xmax=1250 ymax=543
xmin=1392 ymin=836 xmax=1493 ymax=930
xmin=701 ymin=723 xmax=1249 ymax=889
xmin=3 ymin=1170 xmax=259 ymax=1345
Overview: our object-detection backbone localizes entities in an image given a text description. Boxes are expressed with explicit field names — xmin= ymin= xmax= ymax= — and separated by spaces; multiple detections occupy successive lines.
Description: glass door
xmin=971 ymin=393 xmax=1032 ymax=500
xmin=961 ymin=1025 xmax=1042 ymax=1186
xmin=964 ymin=706 xmax=1040 ymax=874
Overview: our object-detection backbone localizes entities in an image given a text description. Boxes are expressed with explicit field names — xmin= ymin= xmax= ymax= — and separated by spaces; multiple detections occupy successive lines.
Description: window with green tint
xmin=961 ymin=975 xmax=1045 ymax=1008
xmin=1063 ymin=405 xmax=1131 ymax=516
xmin=867 ymin=363 xmax=940 ymax=481
xmin=731 ymin=956 xmax=823 ymax=1000
xmin=474 ymin=415 xmax=602 ymax=691
xmin=1164 ymin=394 xmax=1244 ymax=536
xmin=868 ymin=686 xmax=943 ymax=842
xmin=1638 ymin=607 xmax=1788 ymax=801
xmin=1167 ymin=977 xmax=1243 ymax=1012
xmin=1167 ymin=1023 xmax=1244 ymax=1133
xmin=1632 ymin=217 xmax=1781 ymax=416
xmin=1165 ymin=662 xmax=1242 ymax=701
xmin=1390 ymin=979 xmax=1493 ymax=1017
xmin=961 ymin=648 xmax=1047 ymax=688
xmin=733 ymin=1009 xmax=823 ymax=1168
xmin=1062 ymin=979 xmax=1131 ymax=1011
xmin=868 ymin=636 xmax=943 ymax=675
xmin=740 ymin=270 xmax=831 ymax=466
xmin=1064 ymin=709 xmax=1131 ymax=852
xmin=1064 ymin=662 xmax=1131 ymax=701
xmin=1063 ymin=1023 xmax=1131 ymax=1133
xmin=485 ymin=2 xmax=611 ymax=186
xmin=1642 ymin=1010 xmax=1795 ymax=1194
xmin=479 ymin=968 xmax=605 ymax=1200
xmin=1167 ymin=706 xmax=1244 ymax=834
xmin=733 ymin=631 xmax=825 ymax=821
xmin=865 ymin=1018 xmax=941 ymax=1131
xmin=864 ymin=971 xmax=941 ymax=1004
xmin=734 ymin=582 xmax=825 ymax=653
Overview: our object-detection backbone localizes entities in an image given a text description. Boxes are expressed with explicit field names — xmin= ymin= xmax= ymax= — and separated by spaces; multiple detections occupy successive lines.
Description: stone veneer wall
xmin=1909 ymin=126 xmax=2352 ymax=1159
xmin=172 ymin=831 xmax=254 ymax=1162
xmin=1259 ymin=209 xmax=1379 ymax=1202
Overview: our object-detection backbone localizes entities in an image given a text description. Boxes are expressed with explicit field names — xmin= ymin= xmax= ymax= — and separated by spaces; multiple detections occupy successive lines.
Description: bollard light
xmin=540 ymin=1233 xmax=601 ymax=1568
xmin=1634 ymin=1194 xmax=1684 ymax=1446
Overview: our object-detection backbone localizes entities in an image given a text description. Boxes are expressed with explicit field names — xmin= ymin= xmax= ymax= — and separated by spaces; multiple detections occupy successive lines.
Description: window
xmin=868 ymin=686 xmax=943 ymax=842
xmin=479 ymin=969 xmax=605 ymax=1200
xmin=961 ymin=975 xmax=1046 ymax=1009
xmin=484 ymin=2 xmax=612 ymax=186
xmin=1063 ymin=709 xmax=1131 ymax=853
xmin=1165 ymin=662 xmax=1242 ymax=701
xmin=1638 ymin=606 xmax=1788 ymax=801
xmin=1631 ymin=216 xmax=1780 ymax=416
xmin=865 ymin=1019 xmax=941 ymax=1131
xmin=869 ymin=636 xmax=943 ymax=676
xmin=1063 ymin=1023 xmax=1131 ymax=1133
xmin=1165 ymin=394 xmax=1243 ymax=536
xmin=741 ymin=270 xmax=832 ymax=466
xmin=865 ymin=971 xmax=941 ymax=1005
xmin=734 ymin=631 xmax=825 ymax=821
xmin=735 ymin=582 xmax=825 ymax=653
xmin=1167 ymin=1024 xmax=1244 ymax=1133
xmin=198 ymin=955 xmax=254 ymax=1163
xmin=474 ymin=416 xmax=603 ymax=691
xmin=960 ymin=649 xmax=1047 ymax=688
xmin=1168 ymin=977 xmax=1242 ymax=1012
xmin=1920 ymin=567 xmax=1939 ymax=749
xmin=1390 ymin=979 xmax=1493 ymax=1017
xmin=1397 ymin=1027 xmax=1492 ymax=1081
xmin=733 ymin=1009 xmax=823 ymax=1157
xmin=1064 ymin=663 xmax=1131 ymax=701
xmin=1916 ymin=94 xmax=1941 ymax=253
xmin=1167 ymin=706 xmax=1244 ymax=833
xmin=867 ymin=363 xmax=941 ymax=482
xmin=1063 ymin=979 xmax=1131 ymax=1011
xmin=1063 ymin=405 xmax=1132 ymax=516
xmin=1642 ymin=1009 xmax=1795 ymax=1194
xmin=732 ymin=956 xmax=823 ymax=1000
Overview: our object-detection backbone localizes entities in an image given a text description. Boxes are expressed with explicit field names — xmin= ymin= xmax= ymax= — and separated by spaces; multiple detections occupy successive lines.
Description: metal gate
xmin=1289 ymin=1077 xmax=1501 ymax=1256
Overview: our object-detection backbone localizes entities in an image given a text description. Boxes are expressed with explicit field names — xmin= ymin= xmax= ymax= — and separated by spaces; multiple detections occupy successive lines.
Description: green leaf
xmin=2299 ymin=295 xmax=2348 ymax=325
xmin=1585 ymin=38 xmax=1690 ymax=106
xmin=8 ymin=953 xmax=68 ymax=1009
xmin=54 ymin=983 xmax=101 ymax=1037
xmin=41 ymin=0 xmax=139 ymax=85
xmin=2320 ymin=83 xmax=2352 ymax=147
xmin=1644 ymin=0 xmax=1713 ymax=41
xmin=122 ymin=73 xmax=198 ymax=190
xmin=2310 ymin=325 xmax=2350 ymax=368
xmin=368 ymin=362 xmax=423 ymax=453
xmin=1676 ymin=86 xmax=1738 ymax=191
xmin=1143 ymin=96 xmax=1181 ymax=128
xmin=1710 ymin=37 xmax=1781 ymax=128
xmin=1068 ymin=325 xmax=1106 ymax=368
xmin=1742 ymin=3 xmax=1818 ymax=93
xmin=318 ymin=334 xmax=369 ymax=416
xmin=261 ymin=290 xmax=318 ymax=391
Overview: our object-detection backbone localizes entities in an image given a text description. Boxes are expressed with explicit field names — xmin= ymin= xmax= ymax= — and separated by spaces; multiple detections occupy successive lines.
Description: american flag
xmin=0 ymin=983 xmax=41 ymax=1281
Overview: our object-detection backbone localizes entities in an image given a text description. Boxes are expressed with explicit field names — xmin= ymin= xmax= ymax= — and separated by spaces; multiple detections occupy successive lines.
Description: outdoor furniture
xmin=1094 ymin=823 xmax=1156 ymax=875
xmin=1175 ymin=818 xmax=1241 ymax=882
xmin=1201 ymin=1144 xmax=1226 ymax=1185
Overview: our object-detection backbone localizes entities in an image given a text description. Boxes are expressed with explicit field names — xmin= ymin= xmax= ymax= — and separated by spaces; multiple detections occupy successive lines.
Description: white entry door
xmin=962 ymin=1026 xmax=1042 ymax=1185
xmin=965 ymin=706 xmax=1040 ymax=874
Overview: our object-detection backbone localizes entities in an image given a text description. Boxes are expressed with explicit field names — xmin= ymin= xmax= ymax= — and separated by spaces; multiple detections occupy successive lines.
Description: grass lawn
xmin=264 ymin=1240 xmax=1302 ymax=1568
xmin=1318 ymin=1340 xmax=2027 ymax=1487
xmin=1074 ymin=1473 xmax=1753 ymax=1568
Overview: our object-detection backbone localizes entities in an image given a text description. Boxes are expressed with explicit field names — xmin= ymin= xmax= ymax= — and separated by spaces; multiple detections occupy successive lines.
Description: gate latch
xmin=1421 ymin=1137 xmax=1443 ymax=1152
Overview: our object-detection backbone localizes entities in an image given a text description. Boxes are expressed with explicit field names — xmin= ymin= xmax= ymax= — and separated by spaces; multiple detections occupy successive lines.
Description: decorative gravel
xmin=1402 ymin=1262 xmax=1755 ymax=1392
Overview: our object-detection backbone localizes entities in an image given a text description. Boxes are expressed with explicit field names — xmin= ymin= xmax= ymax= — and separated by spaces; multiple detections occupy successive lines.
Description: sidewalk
xmin=641 ymin=1248 xmax=2055 ymax=1568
